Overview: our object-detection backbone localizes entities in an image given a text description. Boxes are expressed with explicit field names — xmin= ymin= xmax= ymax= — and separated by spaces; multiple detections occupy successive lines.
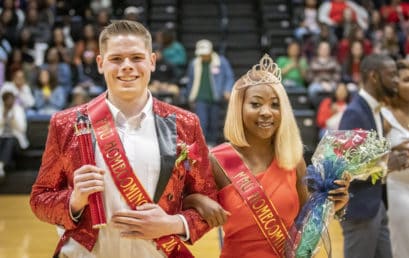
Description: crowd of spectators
xmin=1 ymin=0 xmax=409 ymax=177
xmin=285 ymin=0 xmax=409 ymax=136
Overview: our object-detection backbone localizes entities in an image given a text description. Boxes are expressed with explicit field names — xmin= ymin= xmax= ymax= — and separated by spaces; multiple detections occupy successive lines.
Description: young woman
xmin=185 ymin=54 xmax=350 ymax=257
xmin=381 ymin=59 xmax=409 ymax=258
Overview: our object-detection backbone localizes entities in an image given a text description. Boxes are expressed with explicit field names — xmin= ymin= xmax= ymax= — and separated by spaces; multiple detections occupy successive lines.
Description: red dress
xmin=218 ymin=159 xmax=299 ymax=258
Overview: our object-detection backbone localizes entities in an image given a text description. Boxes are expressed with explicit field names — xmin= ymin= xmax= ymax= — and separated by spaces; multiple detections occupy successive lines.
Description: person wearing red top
xmin=380 ymin=0 xmax=409 ymax=24
xmin=316 ymin=82 xmax=350 ymax=138
xmin=318 ymin=0 xmax=369 ymax=38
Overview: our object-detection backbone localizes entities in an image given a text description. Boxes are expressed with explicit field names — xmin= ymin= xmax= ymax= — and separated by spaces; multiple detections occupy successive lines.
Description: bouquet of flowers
xmin=312 ymin=129 xmax=390 ymax=183
xmin=288 ymin=129 xmax=390 ymax=258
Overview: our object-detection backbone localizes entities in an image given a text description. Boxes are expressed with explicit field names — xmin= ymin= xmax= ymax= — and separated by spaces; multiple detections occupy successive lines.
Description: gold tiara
xmin=237 ymin=54 xmax=282 ymax=90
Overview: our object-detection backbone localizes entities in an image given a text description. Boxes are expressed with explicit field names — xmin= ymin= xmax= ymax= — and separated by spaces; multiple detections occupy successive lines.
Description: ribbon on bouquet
xmin=290 ymin=158 xmax=347 ymax=258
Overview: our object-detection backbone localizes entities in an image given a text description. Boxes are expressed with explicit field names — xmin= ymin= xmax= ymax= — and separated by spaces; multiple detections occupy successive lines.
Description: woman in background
xmin=381 ymin=59 xmax=409 ymax=258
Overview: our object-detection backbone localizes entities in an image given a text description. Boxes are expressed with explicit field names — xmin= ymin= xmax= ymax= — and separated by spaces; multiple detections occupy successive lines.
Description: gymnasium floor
xmin=0 ymin=195 xmax=344 ymax=258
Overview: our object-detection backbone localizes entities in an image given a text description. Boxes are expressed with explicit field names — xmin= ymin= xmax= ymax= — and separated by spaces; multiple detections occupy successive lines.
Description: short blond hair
xmin=99 ymin=20 xmax=152 ymax=54
xmin=224 ymin=71 xmax=304 ymax=170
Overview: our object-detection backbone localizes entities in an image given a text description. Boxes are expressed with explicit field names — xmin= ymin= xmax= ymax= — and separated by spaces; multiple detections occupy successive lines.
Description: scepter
xmin=75 ymin=112 xmax=106 ymax=228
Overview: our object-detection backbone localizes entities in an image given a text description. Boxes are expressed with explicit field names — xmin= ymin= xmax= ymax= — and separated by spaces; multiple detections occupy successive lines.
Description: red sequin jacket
xmin=30 ymin=96 xmax=217 ymax=254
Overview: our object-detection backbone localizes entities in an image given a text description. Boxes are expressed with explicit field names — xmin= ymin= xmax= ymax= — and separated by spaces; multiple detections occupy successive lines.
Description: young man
xmin=338 ymin=53 xmax=399 ymax=258
xmin=30 ymin=20 xmax=217 ymax=257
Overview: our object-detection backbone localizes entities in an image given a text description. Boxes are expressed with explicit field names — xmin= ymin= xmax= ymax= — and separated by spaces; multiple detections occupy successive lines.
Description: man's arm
xmin=178 ymin=114 xmax=219 ymax=243
xmin=29 ymin=114 xmax=78 ymax=230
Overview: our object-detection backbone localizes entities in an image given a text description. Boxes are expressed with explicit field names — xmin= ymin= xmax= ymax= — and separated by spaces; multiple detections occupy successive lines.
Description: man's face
xmin=96 ymin=34 xmax=156 ymax=102
xmin=398 ymin=68 xmax=409 ymax=102
xmin=376 ymin=60 xmax=399 ymax=99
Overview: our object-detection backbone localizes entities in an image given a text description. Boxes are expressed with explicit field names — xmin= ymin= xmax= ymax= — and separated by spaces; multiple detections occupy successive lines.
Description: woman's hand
xmin=328 ymin=173 xmax=351 ymax=212
xmin=183 ymin=193 xmax=230 ymax=227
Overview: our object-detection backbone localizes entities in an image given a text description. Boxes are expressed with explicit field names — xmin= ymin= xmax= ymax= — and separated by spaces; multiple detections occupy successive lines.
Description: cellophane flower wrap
xmin=287 ymin=129 xmax=390 ymax=258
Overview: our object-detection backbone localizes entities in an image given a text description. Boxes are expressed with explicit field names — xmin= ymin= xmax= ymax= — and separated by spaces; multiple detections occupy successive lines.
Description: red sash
xmin=87 ymin=94 xmax=193 ymax=258
xmin=212 ymin=143 xmax=290 ymax=256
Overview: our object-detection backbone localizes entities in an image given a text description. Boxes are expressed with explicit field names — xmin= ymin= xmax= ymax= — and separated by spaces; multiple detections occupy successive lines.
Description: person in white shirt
xmin=1 ymin=69 xmax=35 ymax=110
xmin=30 ymin=20 xmax=219 ymax=258
xmin=0 ymin=89 xmax=28 ymax=181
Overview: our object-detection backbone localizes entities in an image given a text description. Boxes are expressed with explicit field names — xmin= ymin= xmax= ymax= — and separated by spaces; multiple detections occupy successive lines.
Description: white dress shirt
xmin=59 ymin=93 xmax=188 ymax=258
xmin=359 ymin=89 xmax=383 ymax=136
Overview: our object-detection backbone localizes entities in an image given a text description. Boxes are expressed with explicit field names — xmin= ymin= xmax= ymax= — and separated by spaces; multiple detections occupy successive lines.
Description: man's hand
xmin=111 ymin=203 xmax=185 ymax=239
xmin=70 ymin=165 xmax=105 ymax=215
xmin=388 ymin=150 xmax=409 ymax=172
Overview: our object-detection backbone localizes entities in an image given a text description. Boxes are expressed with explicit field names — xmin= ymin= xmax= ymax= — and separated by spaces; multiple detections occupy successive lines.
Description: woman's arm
xmin=296 ymin=159 xmax=309 ymax=210
xmin=182 ymin=154 xmax=231 ymax=227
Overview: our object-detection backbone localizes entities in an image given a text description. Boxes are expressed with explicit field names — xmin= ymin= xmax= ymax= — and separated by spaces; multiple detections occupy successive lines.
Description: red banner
xmin=88 ymin=94 xmax=193 ymax=258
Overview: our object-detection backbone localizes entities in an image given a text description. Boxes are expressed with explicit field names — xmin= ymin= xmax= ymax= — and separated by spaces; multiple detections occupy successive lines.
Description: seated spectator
xmin=342 ymin=40 xmax=364 ymax=87
xmin=337 ymin=25 xmax=372 ymax=64
xmin=155 ymin=28 xmax=187 ymax=79
xmin=149 ymin=47 xmax=180 ymax=104
xmin=29 ymin=68 xmax=67 ymax=116
xmin=0 ymin=0 xmax=25 ymax=31
xmin=367 ymin=10 xmax=385 ymax=44
xmin=316 ymin=82 xmax=350 ymax=138
xmin=0 ymin=89 xmax=28 ymax=182
xmin=123 ymin=6 xmax=145 ymax=23
xmin=73 ymin=23 xmax=99 ymax=66
xmin=75 ymin=49 xmax=105 ymax=96
xmin=41 ymin=47 xmax=73 ymax=93
xmin=318 ymin=0 xmax=369 ymax=39
xmin=1 ymin=69 xmax=35 ymax=110
xmin=295 ymin=0 xmax=321 ymax=40
xmin=68 ymin=85 xmax=90 ymax=108
xmin=48 ymin=27 xmax=73 ymax=64
xmin=277 ymin=41 xmax=308 ymax=88
xmin=23 ymin=5 xmax=51 ymax=66
xmin=307 ymin=41 xmax=341 ymax=108
xmin=374 ymin=23 xmax=402 ymax=59
xmin=380 ymin=0 xmax=409 ymax=24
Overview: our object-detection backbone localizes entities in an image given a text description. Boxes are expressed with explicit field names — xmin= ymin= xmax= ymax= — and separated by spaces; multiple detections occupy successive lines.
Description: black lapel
xmin=153 ymin=113 xmax=177 ymax=202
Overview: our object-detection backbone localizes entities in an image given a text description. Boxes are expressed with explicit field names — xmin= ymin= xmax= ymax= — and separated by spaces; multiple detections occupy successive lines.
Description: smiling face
xmin=375 ymin=59 xmax=399 ymax=98
xmin=242 ymin=84 xmax=281 ymax=143
xmin=96 ymin=34 xmax=156 ymax=103
xmin=398 ymin=68 xmax=409 ymax=103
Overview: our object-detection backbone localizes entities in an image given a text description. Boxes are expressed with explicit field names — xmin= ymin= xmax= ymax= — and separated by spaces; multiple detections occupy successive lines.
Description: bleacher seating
xmin=15 ymin=116 xmax=50 ymax=171
xmin=294 ymin=109 xmax=318 ymax=164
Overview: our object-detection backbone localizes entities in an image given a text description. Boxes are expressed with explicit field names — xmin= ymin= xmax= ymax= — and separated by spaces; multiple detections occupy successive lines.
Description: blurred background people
xmin=316 ymin=81 xmax=350 ymax=138
xmin=0 ymin=89 xmax=28 ymax=182
xmin=186 ymin=39 xmax=234 ymax=145
xmin=29 ymin=68 xmax=67 ymax=117
xmin=277 ymin=41 xmax=308 ymax=88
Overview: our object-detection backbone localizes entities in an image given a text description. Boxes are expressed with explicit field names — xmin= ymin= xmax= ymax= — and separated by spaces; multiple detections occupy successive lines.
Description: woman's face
xmin=53 ymin=28 xmax=64 ymax=44
xmin=317 ymin=42 xmax=330 ymax=58
xmin=351 ymin=41 xmax=363 ymax=57
xmin=242 ymin=84 xmax=281 ymax=142
xmin=398 ymin=68 xmax=409 ymax=102
xmin=39 ymin=70 xmax=50 ymax=85
xmin=287 ymin=43 xmax=300 ymax=57
xmin=335 ymin=83 xmax=348 ymax=101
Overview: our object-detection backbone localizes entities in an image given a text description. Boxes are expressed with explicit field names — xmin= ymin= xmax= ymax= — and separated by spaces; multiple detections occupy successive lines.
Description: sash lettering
xmin=88 ymin=94 xmax=193 ymax=258
xmin=212 ymin=143 xmax=290 ymax=256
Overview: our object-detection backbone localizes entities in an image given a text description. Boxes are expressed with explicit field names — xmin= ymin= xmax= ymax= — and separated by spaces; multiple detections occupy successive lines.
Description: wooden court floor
xmin=0 ymin=195 xmax=344 ymax=258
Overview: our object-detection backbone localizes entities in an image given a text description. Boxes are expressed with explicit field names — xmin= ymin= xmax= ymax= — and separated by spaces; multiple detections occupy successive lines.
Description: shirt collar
xmin=359 ymin=88 xmax=381 ymax=112
xmin=105 ymin=91 xmax=153 ymax=130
